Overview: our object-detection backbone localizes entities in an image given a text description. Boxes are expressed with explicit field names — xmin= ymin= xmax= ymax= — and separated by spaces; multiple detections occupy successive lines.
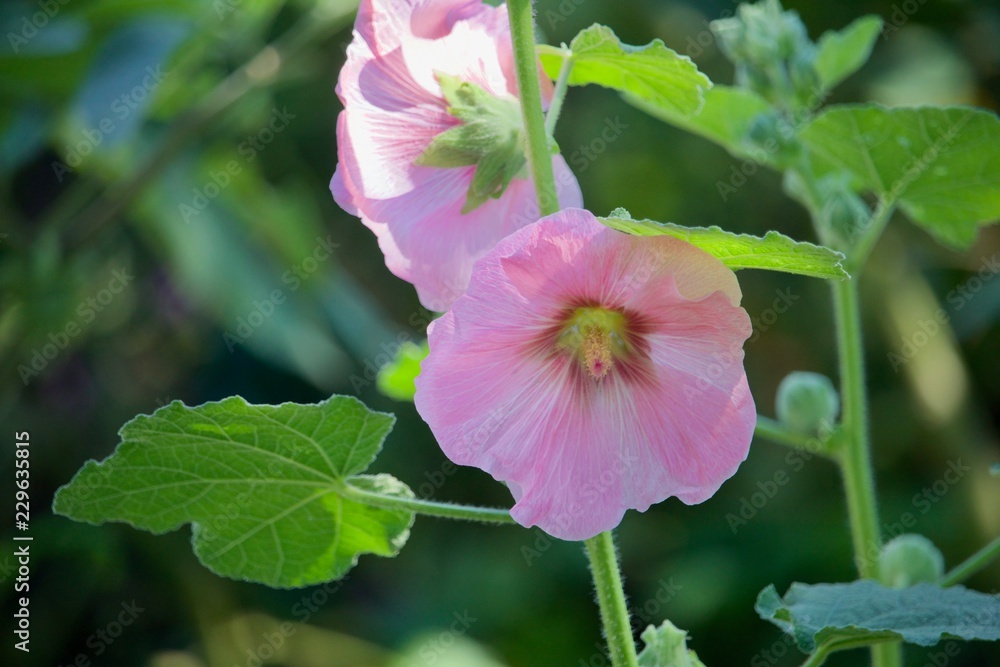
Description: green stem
xmin=545 ymin=50 xmax=573 ymax=136
xmin=754 ymin=415 xmax=835 ymax=456
xmin=800 ymin=634 xmax=899 ymax=667
xmin=507 ymin=0 xmax=560 ymax=216
xmin=832 ymin=278 xmax=899 ymax=667
xmin=340 ymin=483 xmax=516 ymax=524
xmin=584 ymin=532 xmax=639 ymax=667
xmin=846 ymin=198 xmax=896 ymax=276
xmin=832 ymin=279 xmax=881 ymax=578
xmin=939 ymin=535 xmax=1000 ymax=587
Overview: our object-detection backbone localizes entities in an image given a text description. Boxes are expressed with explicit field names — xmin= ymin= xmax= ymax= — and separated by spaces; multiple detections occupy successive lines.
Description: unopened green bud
xmin=878 ymin=535 xmax=945 ymax=588
xmin=776 ymin=372 xmax=839 ymax=435
xmin=816 ymin=175 xmax=871 ymax=250
xmin=744 ymin=111 xmax=799 ymax=168
xmin=789 ymin=50 xmax=820 ymax=105
xmin=712 ymin=0 xmax=821 ymax=111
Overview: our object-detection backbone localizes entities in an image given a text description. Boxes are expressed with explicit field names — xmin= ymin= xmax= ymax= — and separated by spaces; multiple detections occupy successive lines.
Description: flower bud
xmin=776 ymin=372 xmax=839 ymax=435
xmin=878 ymin=534 xmax=945 ymax=588
xmin=745 ymin=111 xmax=799 ymax=168
xmin=789 ymin=49 xmax=820 ymax=106
xmin=711 ymin=0 xmax=820 ymax=110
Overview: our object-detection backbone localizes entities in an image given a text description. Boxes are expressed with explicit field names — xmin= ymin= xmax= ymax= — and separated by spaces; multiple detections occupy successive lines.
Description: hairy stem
xmin=584 ymin=532 xmax=639 ymax=667
xmin=939 ymin=535 xmax=1000 ymax=587
xmin=800 ymin=634 xmax=899 ymax=667
xmin=833 ymin=279 xmax=881 ymax=578
xmin=754 ymin=415 xmax=836 ymax=457
xmin=832 ymin=278 xmax=899 ymax=667
xmin=507 ymin=0 xmax=560 ymax=216
xmin=846 ymin=198 xmax=897 ymax=276
xmin=340 ymin=483 xmax=516 ymax=524
xmin=545 ymin=50 xmax=573 ymax=135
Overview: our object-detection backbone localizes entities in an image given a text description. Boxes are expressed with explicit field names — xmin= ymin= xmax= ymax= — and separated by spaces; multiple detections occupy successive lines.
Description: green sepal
xmin=416 ymin=73 xmax=527 ymax=213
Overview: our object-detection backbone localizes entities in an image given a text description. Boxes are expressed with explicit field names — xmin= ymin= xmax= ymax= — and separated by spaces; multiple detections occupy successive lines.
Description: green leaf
xmin=757 ymin=581 xmax=1000 ymax=652
xmin=539 ymin=24 xmax=711 ymax=117
xmin=377 ymin=340 xmax=428 ymax=402
xmin=600 ymin=212 xmax=848 ymax=280
xmin=799 ymin=105 xmax=1000 ymax=248
xmin=53 ymin=396 xmax=414 ymax=588
xmin=625 ymin=85 xmax=772 ymax=160
xmin=637 ymin=621 xmax=707 ymax=667
xmin=814 ymin=15 xmax=884 ymax=91
xmin=417 ymin=73 xmax=526 ymax=213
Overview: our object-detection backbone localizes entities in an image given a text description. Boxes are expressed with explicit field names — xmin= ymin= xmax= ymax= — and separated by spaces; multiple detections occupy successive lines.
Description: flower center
xmin=557 ymin=307 xmax=628 ymax=381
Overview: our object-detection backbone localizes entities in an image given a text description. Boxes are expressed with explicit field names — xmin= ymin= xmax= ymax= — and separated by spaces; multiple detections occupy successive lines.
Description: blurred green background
xmin=1 ymin=0 xmax=999 ymax=665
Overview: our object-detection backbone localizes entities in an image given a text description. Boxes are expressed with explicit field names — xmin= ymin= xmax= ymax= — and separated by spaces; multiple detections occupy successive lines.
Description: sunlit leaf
xmin=54 ymin=396 xmax=413 ymax=588
xmin=799 ymin=105 xmax=1000 ymax=248
xmin=601 ymin=211 xmax=848 ymax=280
xmin=539 ymin=24 xmax=711 ymax=117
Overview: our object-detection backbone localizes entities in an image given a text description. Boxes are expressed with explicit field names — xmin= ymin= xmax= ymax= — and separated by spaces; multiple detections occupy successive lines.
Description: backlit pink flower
xmin=331 ymin=0 xmax=583 ymax=311
xmin=414 ymin=209 xmax=756 ymax=541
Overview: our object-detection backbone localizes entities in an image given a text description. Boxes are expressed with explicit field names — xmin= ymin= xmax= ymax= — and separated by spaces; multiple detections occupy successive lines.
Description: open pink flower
xmin=331 ymin=0 xmax=583 ymax=312
xmin=414 ymin=209 xmax=756 ymax=541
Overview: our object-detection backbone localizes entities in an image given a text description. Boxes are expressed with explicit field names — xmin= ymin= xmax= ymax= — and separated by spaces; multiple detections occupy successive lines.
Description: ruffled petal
xmin=332 ymin=0 xmax=582 ymax=310
xmin=415 ymin=210 xmax=754 ymax=540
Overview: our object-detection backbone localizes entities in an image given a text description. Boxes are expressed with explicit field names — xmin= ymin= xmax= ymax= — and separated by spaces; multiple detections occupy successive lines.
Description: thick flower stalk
xmin=331 ymin=0 xmax=583 ymax=311
xmin=415 ymin=209 xmax=756 ymax=541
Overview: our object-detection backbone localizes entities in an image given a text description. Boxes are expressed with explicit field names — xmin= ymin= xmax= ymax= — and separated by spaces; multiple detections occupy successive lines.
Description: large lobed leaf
xmin=799 ymin=105 xmax=1000 ymax=248
xmin=600 ymin=212 xmax=848 ymax=280
xmin=539 ymin=24 xmax=711 ymax=117
xmin=757 ymin=581 xmax=1000 ymax=652
xmin=53 ymin=396 xmax=414 ymax=588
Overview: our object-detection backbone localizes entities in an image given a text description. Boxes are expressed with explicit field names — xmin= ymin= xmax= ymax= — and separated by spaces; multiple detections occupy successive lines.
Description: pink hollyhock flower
xmin=414 ymin=209 xmax=756 ymax=541
xmin=331 ymin=0 xmax=583 ymax=312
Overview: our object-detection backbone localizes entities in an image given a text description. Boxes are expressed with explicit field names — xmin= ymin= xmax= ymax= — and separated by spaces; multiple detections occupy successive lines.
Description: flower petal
xmin=415 ymin=210 xmax=754 ymax=540
xmin=332 ymin=0 xmax=581 ymax=311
